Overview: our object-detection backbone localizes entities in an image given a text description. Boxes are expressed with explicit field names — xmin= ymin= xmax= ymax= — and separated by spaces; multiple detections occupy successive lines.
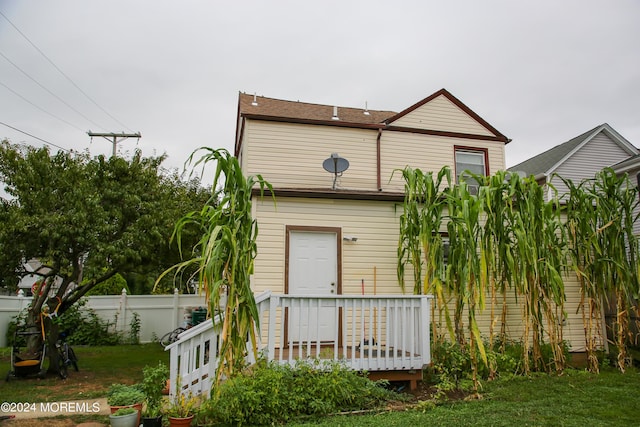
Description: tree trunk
xmin=26 ymin=301 xmax=63 ymax=377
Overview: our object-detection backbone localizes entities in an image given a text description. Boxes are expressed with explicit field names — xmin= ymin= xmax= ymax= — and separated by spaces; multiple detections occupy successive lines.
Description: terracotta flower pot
xmin=168 ymin=415 xmax=194 ymax=426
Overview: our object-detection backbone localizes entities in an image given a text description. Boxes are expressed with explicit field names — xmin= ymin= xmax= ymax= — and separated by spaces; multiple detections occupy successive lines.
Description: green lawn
xmin=1 ymin=345 xmax=638 ymax=426
xmin=291 ymin=369 xmax=640 ymax=427
xmin=0 ymin=343 xmax=169 ymax=402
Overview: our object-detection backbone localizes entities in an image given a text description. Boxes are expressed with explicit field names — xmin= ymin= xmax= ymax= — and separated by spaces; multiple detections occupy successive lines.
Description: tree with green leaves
xmin=0 ymin=140 xmax=209 ymax=374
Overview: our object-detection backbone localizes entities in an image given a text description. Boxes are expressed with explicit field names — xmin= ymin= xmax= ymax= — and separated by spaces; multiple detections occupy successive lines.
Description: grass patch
xmin=290 ymin=368 xmax=640 ymax=426
xmin=0 ymin=343 xmax=168 ymax=402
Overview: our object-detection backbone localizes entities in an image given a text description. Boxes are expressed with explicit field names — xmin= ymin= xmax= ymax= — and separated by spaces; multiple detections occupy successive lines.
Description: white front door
xmin=288 ymin=229 xmax=339 ymax=343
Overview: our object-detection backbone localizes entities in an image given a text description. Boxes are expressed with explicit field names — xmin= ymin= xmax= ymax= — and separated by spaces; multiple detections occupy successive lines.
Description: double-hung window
xmin=454 ymin=147 xmax=488 ymax=194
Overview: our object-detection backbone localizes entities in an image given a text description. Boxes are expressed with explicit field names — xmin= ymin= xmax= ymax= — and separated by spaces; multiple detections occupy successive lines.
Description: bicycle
xmin=160 ymin=327 xmax=187 ymax=347
xmin=56 ymin=330 xmax=78 ymax=379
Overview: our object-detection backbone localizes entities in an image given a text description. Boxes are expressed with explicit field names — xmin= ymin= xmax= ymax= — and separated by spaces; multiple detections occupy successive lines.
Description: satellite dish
xmin=322 ymin=153 xmax=349 ymax=190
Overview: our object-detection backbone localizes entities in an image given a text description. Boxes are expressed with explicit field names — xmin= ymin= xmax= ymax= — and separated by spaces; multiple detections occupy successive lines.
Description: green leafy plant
xmin=141 ymin=362 xmax=169 ymax=416
xmin=128 ymin=312 xmax=141 ymax=345
xmin=157 ymin=148 xmax=274 ymax=393
xmin=196 ymin=359 xmax=400 ymax=425
xmin=112 ymin=407 xmax=138 ymax=416
xmin=166 ymin=390 xmax=197 ymax=418
xmin=107 ymin=384 xmax=145 ymax=406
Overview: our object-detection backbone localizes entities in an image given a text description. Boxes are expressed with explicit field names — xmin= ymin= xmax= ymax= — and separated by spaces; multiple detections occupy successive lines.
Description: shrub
xmin=196 ymin=359 xmax=400 ymax=425
xmin=56 ymin=299 xmax=121 ymax=345
xmin=427 ymin=339 xmax=572 ymax=394
xmin=86 ymin=273 xmax=129 ymax=295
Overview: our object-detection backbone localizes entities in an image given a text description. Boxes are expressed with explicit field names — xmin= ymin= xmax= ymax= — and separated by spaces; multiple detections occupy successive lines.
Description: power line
xmin=0 ymin=9 xmax=134 ymax=132
xmin=0 ymin=80 xmax=85 ymax=132
xmin=0 ymin=121 xmax=70 ymax=152
xmin=0 ymin=49 xmax=108 ymax=131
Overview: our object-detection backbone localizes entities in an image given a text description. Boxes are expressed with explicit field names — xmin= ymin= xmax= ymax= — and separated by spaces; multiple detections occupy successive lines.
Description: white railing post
xmin=267 ymin=294 xmax=278 ymax=362
xmin=421 ymin=295 xmax=432 ymax=364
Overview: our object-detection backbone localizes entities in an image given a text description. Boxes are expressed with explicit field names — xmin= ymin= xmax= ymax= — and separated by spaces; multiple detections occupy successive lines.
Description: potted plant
xmin=107 ymin=384 xmax=145 ymax=426
xmin=141 ymin=362 xmax=169 ymax=427
xmin=165 ymin=390 xmax=197 ymax=427
xmin=109 ymin=407 xmax=139 ymax=427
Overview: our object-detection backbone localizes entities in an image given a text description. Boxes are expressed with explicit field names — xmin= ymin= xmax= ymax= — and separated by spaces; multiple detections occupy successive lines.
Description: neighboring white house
xmin=509 ymin=123 xmax=639 ymax=200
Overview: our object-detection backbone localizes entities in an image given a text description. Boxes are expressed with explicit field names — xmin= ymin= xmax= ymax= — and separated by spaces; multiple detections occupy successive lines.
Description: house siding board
xmin=380 ymin=132 xmax=505 ymax=192
xmin=427 ymin=273 xmax=588 ymax=352
xmin=252 ymin=197 xmax=404 ymax=298
xmin=244 ymin=120 xmax=378 ymax=191
xmin=252 ymin=196 xmax=593 ymax=353
xmin=549 ymin=133 xmax=633 ymax=197
xmin=389 ymin=94 xmax=495 ymax=137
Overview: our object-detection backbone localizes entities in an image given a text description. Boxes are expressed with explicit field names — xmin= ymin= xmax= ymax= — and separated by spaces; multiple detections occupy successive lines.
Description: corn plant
xmin=508 ymin=175 xmax=567 ymax=374
xmin=158 ymin=148 xmax=273 ymax=392
xmin=398 ymin=166 xmax=568 ymax=381
xmin=561 ymin=168 xmax=640 ymax=372
xmin=396 ymin=166 xmax=451 ymax=342
xmin=444 ymin=181 xmax=488 ymax=391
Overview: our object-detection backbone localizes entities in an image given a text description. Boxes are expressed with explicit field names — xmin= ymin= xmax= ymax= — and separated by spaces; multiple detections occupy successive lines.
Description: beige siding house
xmin=236 ymin=89 xmax=510 ymax=301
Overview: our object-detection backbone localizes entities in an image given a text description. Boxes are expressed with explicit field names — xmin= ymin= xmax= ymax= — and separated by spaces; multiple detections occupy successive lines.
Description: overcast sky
xmin=1 ymin=0 xmax=639 ymax=188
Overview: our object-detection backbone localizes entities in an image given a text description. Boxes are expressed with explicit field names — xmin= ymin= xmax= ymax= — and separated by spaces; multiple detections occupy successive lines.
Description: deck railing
xmin=166 ymin=291 xmax=432 ymax=397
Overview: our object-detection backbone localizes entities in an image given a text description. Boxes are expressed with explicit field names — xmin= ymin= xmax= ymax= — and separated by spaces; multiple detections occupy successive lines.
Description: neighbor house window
xmin=455 ymin=147 xmax=488 ymax=194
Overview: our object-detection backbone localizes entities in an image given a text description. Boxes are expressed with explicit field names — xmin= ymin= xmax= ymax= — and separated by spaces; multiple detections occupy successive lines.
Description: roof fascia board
xmin=234 ymin=94 xmax=244 ymax=156
xmin=386 ymin=125 xmax=508 ymax=143
xmin=241 ymin=113 xmax=385 ymax=130
xmin=252 ymin=187 xmax=406 ymax=202
xmin=242 ymin=114 xmax=508 ymax=142
xmin=612 ymin=161 xmax=640 ymax=175
xmin=600 ymin=123 xmax=638 ymax=155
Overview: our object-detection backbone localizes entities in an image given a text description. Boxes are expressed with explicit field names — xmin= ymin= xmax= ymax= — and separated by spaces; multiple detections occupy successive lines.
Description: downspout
xmin=376 ymin=128 xmax=382 ymax=191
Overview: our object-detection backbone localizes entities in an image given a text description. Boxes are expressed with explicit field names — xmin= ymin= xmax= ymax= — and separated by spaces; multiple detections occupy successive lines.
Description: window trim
xmin=454 ymin=146 xmax=489 ymax=184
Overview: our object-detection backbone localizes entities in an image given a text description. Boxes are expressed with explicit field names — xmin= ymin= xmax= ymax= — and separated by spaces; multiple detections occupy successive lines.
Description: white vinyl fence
xmin=0 ymin=289 xmax=206 ymax=347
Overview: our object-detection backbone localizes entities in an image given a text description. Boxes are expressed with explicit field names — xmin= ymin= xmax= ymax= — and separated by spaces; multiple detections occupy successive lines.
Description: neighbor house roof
xmin=611 ymin=153 xmax=640 ymax=175
xmin=509 ymin=123 xmax=638 ymax=179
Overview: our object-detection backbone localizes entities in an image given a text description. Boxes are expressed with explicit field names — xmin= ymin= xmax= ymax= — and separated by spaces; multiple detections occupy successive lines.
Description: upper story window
xmin=455 ymin=147 xmax=488 ymax=194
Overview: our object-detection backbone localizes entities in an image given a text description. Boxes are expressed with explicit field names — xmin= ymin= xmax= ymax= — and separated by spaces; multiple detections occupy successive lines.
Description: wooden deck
xmin=167 ymin=291 xmax=432 ymax=396
xmin=274 ymin=344 xmax=423 ymax=389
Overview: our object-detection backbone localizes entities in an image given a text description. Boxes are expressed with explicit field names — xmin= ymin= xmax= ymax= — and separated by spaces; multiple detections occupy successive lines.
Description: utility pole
xmin=87 ymin=131 xmax=141 ymax=157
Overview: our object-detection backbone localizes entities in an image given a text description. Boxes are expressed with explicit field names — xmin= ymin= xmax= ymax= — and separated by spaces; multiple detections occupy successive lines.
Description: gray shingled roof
xmin=509 ymin=124 xmax=610 ymax=177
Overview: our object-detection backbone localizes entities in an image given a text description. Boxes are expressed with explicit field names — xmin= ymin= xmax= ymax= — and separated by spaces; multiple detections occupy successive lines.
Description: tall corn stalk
xmin=396 ymin=166 xmax=451 ymax=343
xmin=509 ymin=176 xmax=566 ymax=374
xmin=562 ymin=168 xmax=639 ymax=372
xmin=158 ymin=148 xmax=273 ymax=393
xmin=444 ymin=181 xmax=488 ymax=391
xmin=478 ymin=171 xmax=517 ymax=374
